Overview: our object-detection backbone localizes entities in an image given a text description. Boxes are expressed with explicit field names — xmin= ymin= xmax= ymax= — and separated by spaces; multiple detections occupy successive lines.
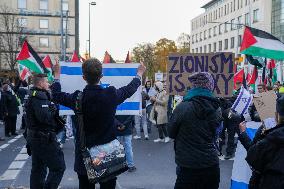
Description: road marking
xmin=8 ymin=161 xmax=26 ymax=170
xmin=0 ymin=170 xmax=21 ymax=180
xmin=15 ymin=154 xmax=29 ymax=161
xmin=14 ymin=135 xmax=22 ymax=139
xmin=20 ymin=147 xmax=27 ymax=154
xmin=0 ymin=144 xmax=9 ymax=149
xmin=8 ymin=139 xmax=17 ymax=143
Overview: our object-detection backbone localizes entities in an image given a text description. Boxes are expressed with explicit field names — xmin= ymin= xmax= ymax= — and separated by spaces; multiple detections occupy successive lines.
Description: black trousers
xmin=28 ymin=134 xmax=66 ymax=189
xmin=78 ymin=174 xmax=117 ymax=189
xmin=174 ymin=166 xmax=220 ymax=189
xmin=157 ymin=124 xmax=168 ymax=139
xmin=219 ymin=119 xmax=238 ymax=155
xmin=4 ymin=116 xmax=17 ymax=135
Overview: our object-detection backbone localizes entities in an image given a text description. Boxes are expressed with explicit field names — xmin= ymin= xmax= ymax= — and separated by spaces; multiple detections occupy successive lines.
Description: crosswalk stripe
xmin=8 ymin=161 xmax=26 ymax=170
xmin=15 ymin=154 xmax=29 ymax=161
xmin=0 ymin=170 xmax=21 ymax=180
xmin=8 ymin=139 xmax=17 ymax=143
xmin=0 ymin=144 xmax=10 ymax=149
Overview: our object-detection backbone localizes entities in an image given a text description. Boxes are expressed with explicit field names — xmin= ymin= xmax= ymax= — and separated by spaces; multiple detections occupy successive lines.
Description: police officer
xmin=26 ymin=73 xmax=65 ymax=189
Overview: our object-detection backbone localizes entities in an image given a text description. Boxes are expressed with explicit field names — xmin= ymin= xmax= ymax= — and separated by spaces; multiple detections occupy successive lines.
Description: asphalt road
xmin=0 ymin=124 xmax=233 ymax=189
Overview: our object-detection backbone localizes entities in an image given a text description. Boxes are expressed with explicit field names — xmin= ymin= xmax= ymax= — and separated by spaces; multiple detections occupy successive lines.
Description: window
xmin=213 ymin=42 xmax=217 ymax=52
xmin=225 ymin=5 xmax=227 ymax=15
xmin=192 ymin=36 xmax=194 ymax=44
xmin=245 ymin=13 xmax=250 ymax=25
xmin=253 ymin=9 xmax=259 ymax=23
xmin=237 ymin=16 xmax=242 ymax=29
xmin=18 ymin=18 xmax=27 ymax=27
xmin=230 ymin=2 xmax=233 ymax=12
xmin=209 ymin=28 xmax=212 ymax=38
xmin=225 ymin=39 xmax=229 ymax=50
xmin=231 ymin=37 xmax=235 ymax=48
xmin=192 ymin=49 xmax=194 ymax=53
xmin=40 ymin=0 xmax=48 ymax=10
xmin=39 ymin=19 xmax=48 ymax=29
xmin=213 ymin=26 xmax=217 ymax=36
xmin=225 ymin=22 xmax=228 ymax=32
xmin=196 ymin=48 xmax=198 ymax=53
xmin=39 ymin=37 xmax=49 ymax=47
xmin=240 ymin=0 xmax=243 ymax=8
xmin=219 ymin=41 xmax=222 ymax=51
xmin=209 ymin=44 xmax=212 ymax=53
xmin=231 ymin=19 xmax=235 ymax=30
xmin=196 ymin=34 xmax=198 ymax=42
xmin=204 ymin=45 xmax=207 ymax=53
xmin=204 ymin=30 xmax=207 ymax=39
xmin=234 ymin=0 xmax=236 ymax=11
xmin=200 ymin=47 xmax=202 ymax=53
xmin=200 ymin=32 xmax=202 ymax=41
xmin=238 ymin=35 xmax=242 ymax=46
xmin=219 ymin=24 xmax=222 ymax=34
xmin=18 ymin=0 xmax=26 ymax=9
xmin=63 ymin=1 xmax=69 ymax=11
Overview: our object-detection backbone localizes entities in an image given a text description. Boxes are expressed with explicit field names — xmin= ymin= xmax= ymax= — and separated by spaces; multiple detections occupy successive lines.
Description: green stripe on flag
xmin=241 ymin=46 xmax=284 ymax=60
xmin=18 ymin=59 xmax=43 ymax=74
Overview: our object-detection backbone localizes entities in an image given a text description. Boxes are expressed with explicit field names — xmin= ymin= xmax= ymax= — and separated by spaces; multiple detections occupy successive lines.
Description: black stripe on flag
xmin=248 ymin=26 xmax=280 ymax=41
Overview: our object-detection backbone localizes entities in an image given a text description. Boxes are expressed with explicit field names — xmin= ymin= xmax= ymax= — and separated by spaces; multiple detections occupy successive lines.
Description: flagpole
xmin=60 ymin=0 xmax=64 ymax=61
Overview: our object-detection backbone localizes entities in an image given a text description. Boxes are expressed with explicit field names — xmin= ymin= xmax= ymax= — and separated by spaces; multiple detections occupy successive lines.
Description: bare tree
xmin=177 ymin=33 xmax=191 ymax=53
xmin=0 ymin=5 xmax=24 ymax=73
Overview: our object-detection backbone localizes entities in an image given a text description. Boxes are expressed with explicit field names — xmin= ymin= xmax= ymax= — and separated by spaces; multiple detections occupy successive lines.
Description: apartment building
xmin=190 ymin=0 xmax=272 ymax=56
xmin=0 ymin=0 xmax=79 ymax=70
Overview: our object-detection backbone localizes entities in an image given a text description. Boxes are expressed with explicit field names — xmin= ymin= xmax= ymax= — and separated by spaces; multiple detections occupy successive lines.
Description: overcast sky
xmin=79 ymin=0 xmax=209 ymax=61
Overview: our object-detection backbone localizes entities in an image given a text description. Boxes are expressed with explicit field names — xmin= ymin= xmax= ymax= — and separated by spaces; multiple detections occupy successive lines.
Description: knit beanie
xmin=188 ymin=72 xmax=215 ymax=92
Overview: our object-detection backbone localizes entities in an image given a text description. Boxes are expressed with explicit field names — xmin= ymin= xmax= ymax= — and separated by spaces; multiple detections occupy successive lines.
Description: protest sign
xmin=167 ymin=52 xmax=234 ymax=97
xmin=253 ymin=91 xmax=277 ymax=121
xmin=59 ymin=62 xmax=141 ymax=115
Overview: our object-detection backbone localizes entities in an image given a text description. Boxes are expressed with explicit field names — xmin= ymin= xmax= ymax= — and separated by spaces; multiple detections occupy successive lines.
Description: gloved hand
xmin=26 ymin=144 xmax=32 ymax=156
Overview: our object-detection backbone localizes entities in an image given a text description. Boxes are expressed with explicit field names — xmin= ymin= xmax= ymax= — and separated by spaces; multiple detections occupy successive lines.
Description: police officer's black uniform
xmin=25 ymin=88 xmax=66 ymax=189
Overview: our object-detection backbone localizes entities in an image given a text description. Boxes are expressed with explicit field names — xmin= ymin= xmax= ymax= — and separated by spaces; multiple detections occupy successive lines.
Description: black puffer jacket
xmin=246 ymin=124 xmax=284 ymax=189
xmin=168 ymin=96 xmax=222 ymax=169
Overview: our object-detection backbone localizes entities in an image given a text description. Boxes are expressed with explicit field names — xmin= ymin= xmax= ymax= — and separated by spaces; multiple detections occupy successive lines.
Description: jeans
xmin=146 ymin=105 xmax=153 ymax=133
xmin=157 ymin=124 xmax=168 ymax=139
xmin=174 ymin=165 xmax=220 ymax=189
xmin=134 ymin=109 xmax=148 ymax=138
xmin=28 ymin=133 xmax=66 ymax=189
xmin=56 ymin=128 xmax=66 ymax=144
xmin=78 ymin=174 xmax=117 ymax=189
xmin=117 ymin=135 xmax=134 ymax=167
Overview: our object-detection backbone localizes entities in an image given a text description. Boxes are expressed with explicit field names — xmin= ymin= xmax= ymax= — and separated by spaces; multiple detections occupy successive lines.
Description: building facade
xmin=272 ymin=0 xmax=284 ymax=42
xmin=190 ymin=0 xmax=272 ymax=56
xmin=0 ymin=0 xmax=79 ymax=70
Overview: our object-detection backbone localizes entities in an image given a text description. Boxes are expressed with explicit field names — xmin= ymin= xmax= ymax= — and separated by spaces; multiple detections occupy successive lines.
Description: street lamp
xmin=89 ymin=2 xmax=96 ymax=58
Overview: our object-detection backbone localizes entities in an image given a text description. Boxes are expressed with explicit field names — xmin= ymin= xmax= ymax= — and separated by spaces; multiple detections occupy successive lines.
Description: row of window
xmin=18 ymin=0 xmax=69 ymax=11
xmin=18 ymin=18 xmax=69 ymax=30
xmin=191 ymin=35 xmax=242 ymax=53
xmin=192 ymin=10 xmax=258 ymax=44
xmin=192 ymin=0 xmax=259 ymax=31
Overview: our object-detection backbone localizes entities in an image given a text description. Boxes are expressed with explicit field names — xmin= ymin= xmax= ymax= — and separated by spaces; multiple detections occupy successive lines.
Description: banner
xmin=231 ymin=87 xmax=253 ymax=115
xmin=231 ymin=121 xmax=262 ymax=189
xmin=59 ymin=62 xmax=141 ymax=115
xmin=167 ymin=52 xmax=234 ymax=97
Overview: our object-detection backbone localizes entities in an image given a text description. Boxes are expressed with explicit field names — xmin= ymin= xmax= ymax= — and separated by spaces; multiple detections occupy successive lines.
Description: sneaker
xmin=145 ymin=136 xmax=149 ymax=140
xmin=128 ymin=166 xmax=137 ymax=172
xmin=154 ymin=138 xmax=163 ymax=143
xmin=164 ymin=137 xmax=170 ymax=143
xmin=133 ymin=135 xmax=141 ymax=140
xmin=224 ymin=154 xmax=234 ymax=160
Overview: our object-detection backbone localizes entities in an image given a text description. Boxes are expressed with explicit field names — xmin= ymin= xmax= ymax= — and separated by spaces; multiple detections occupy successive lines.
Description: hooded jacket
xmin=168 ymin=88 xmax=222 ymax=169
xmin=246 ymin=124 xmax=284 ymax=189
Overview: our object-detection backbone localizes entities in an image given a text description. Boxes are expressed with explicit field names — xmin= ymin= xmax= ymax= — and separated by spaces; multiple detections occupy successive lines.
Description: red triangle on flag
xmin=125 ymin=51 xmax=131 ymax=63
xmin=248 ymin=66 xmax=258 ymax=85
xmin=240 ymin=27 xmax=258 ymax=52
xmin=103 ymin=51 xmax=111 ymax=63
xmin=71 ymin=51 xmax=80 ymax=62
xmin=267 ymin=59 xmax=276 ymax=69
xmin=17 ymin=41 xmax=30 ymax=60
xmin=42 ymin=55 xmax=52 ymax=69
xmin=234 ymin=69 xmax=244 ymax=83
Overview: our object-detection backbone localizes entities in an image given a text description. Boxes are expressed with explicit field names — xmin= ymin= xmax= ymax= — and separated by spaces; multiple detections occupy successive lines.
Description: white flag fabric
xmin=231 ymin=87 xmax=253 ymax=115
xmin=231 ymin=121 xmax=262 ymax=189
xmin=59 ymin=62 xmax=141 ymax=115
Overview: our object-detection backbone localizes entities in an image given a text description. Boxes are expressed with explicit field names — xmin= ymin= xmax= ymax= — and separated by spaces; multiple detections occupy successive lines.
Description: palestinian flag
xmin=17 ymin=41 xmax=48 ymax=74
xmin=267 ymin=59 xmax=278 ymax=83
xmin=240 ymin=26 xmax=284 ymax=60
xmin=42 ymin=55 xmax=54 ymax=81
xmin=71 ymin=51 xmax=80 ymax=62
xmin=18 ymin=64 xmax=31 ymax=81
xmin=234 ymin=68 xmax=244 ymax=89
xmin=248 ymin=66 xmax=258 ymax=92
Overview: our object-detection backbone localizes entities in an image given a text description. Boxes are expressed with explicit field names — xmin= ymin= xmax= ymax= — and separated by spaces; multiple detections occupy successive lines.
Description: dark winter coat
xmin=51 ymin=78 xmax=141 ymax=175
xmin=115 ymin=115 xmax=135 ymax=136
xmin=245 ymin=124 xmax=284 ymax=189
xmin=1 ymin=91 xmax=20 ymax=117
xmin=168 ymin=95 xmax=223 ymax=169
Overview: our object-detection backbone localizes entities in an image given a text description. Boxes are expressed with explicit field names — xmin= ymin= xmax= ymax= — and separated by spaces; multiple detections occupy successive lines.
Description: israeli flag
xmin=231 ymin=121 xmax=262 ymax=189
xmin=59 ymin=62 xmax=141 ymax=115
xmin=231 ymin=87 xmax=253 ymax=115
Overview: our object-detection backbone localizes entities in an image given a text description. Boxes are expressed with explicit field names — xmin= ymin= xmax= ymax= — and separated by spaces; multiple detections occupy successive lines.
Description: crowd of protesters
xmin=0 ymin=61 xmax=284 ymax=189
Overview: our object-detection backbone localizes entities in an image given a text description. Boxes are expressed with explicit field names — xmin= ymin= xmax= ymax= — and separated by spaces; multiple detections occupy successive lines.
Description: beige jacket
xmin=150 ymin=88 xmax=169 ymax=125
